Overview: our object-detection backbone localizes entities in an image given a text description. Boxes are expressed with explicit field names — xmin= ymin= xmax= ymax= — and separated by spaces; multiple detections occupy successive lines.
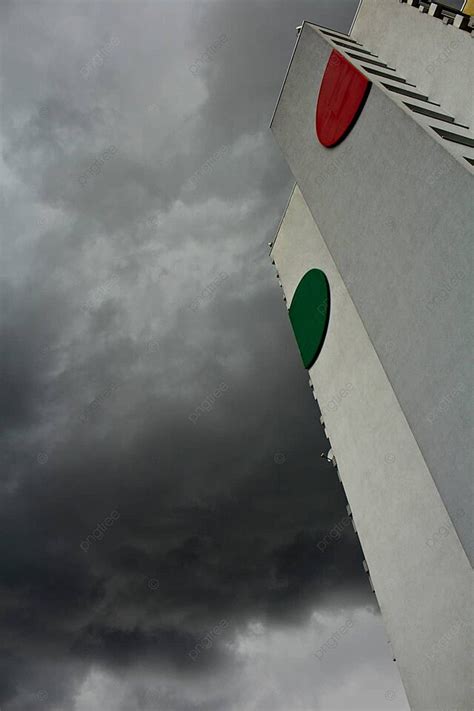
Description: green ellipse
xmin=289 ymin=269 xmax=330 ymax=369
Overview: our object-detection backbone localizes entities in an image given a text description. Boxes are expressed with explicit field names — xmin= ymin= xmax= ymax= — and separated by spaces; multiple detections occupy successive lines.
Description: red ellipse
xmin=316 ymin=50 xmax=371 ymax=148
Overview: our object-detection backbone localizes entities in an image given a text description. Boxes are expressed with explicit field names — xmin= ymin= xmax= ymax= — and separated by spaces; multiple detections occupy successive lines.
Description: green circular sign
xmin=289 ymin=269 xmax=330 ymax=369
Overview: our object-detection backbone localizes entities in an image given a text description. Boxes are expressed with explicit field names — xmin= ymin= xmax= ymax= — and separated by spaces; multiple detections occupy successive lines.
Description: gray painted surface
xmin=271 ymin=185 xmax=473 ymax=711
xmin=308 ymin=22 xmax=474 ymax=171
xmin=270 ymin=22 xmax=474 ymax=563
xmin=352 ymin=0 xmax=473 ymax=129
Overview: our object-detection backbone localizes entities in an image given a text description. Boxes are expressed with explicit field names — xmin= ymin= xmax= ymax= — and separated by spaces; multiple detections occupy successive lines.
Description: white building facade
xmin=270 ymin=2 xmax=473 ymax=709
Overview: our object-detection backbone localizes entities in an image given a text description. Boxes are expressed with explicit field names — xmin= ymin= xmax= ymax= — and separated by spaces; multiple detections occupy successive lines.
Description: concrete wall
xmin=271 ymin=185 xmax=472 ymax=711
xmin=270 ymin=22 xmax=473 ymax=564
xmin=352 ymin=0 xmax=474 ymax=127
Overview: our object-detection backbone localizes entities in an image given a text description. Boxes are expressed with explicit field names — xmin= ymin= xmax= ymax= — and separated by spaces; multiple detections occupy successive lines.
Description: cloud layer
xmin=0 ymin=1 xmax=408 ymax=708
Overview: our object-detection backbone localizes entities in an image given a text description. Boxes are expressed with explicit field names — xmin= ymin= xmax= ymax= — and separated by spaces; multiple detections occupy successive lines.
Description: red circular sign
xmin=316 ymin=50 xmax=371 ymax=147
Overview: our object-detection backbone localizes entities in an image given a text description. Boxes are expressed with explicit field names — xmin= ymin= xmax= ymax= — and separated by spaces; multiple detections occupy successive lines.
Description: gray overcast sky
xmin=0 ymin=1 xmax=409 ymax=709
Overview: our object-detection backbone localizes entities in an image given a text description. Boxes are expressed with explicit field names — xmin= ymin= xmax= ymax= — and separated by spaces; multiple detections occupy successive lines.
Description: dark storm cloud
xmin=0 ymin=2 xmax=408 ymax=710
